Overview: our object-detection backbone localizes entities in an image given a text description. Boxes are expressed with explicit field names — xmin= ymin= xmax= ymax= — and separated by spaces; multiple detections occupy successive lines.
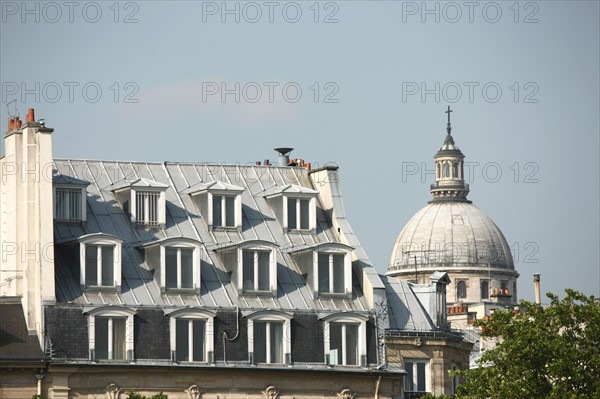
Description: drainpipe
xmin=533 ymin=274 xmax=541 ymax=304
xmin=35 ymin=369 xmax=44 ymax=395
xmin=374 ymin=375 xmax=382 ymax=399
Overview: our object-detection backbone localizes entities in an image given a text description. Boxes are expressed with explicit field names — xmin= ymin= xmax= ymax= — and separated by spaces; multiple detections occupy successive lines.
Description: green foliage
xmin=32 ymin=395 xmax=43 ymax=399
xmin=420 ymin=394 xmax=454 ymax=399
xmin=126 ymin=390 xmax=168 ymax=399
xmin=454 ymin=289 xmax=600 ymax=399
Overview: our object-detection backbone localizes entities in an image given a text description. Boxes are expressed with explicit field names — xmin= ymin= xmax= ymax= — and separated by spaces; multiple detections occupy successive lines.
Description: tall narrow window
xmin=175 ymin=319 xmax=206 ymax=362
xmin=212 ymin=194 xmax=236 ymax=227
xmin=453 ymin=163 xmax=458 ymax=177
xmin=457 ymin=280 xmax=467 ymax=299
xmin=243 ymin=250 xmax=270 ymax=292
xmin=85 ymin=245 xmax=115 ymax=287
xmin=165 ymin=247 xmax=194 ymax=289
xmin=95 ymin=317 xmax=126 ymax=360
xmin=287 ymin=198 xmax=310 ymax=230
xmin=318 ymin=253 xmax=346 ymax=294
xmin=328 ymin=322 xmax=359 ymax=365
xmin=404 ymin=360 xmax=429 ymax=395
xmin=253 ymin=321 xmax=283 ymax=364
xmin=443 ymin=163 xmax=450 ymax=178
xmin=136 ymin=191 xmax=160 ymax=225
xmin=481 ymin=280 xmax=489 ymax=300
xmin=55 ymin=188 xmax=82 ymax=221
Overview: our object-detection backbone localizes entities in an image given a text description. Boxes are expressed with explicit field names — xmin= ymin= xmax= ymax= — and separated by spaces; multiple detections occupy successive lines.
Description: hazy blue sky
xmin=1 ymin=0 xmax=598 ymax=302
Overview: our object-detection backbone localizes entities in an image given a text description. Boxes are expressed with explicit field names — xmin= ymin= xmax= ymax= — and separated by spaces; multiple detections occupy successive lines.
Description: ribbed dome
xmin=388 ymin=202 xmax=514 ymax=275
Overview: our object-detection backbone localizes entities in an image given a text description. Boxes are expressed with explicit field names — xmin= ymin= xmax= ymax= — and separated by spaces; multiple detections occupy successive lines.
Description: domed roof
xmin=388 ymin=199 xmax=515 ymax=275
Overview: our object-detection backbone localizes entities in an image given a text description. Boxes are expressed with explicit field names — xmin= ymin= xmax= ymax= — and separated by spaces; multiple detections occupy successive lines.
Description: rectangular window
xmin=95 ymin=317 xmax=126 ymax=360
xmin=318 ymin=253 xmax=346 ymax=294
xmin=287 ymin=197 xmax=310 ymax=230
xmin=212 ymin=195 xmax=237 ymax=227
xmin=55 ymin=188 xmax=82 ymax=221
xmin=253 ymin=321 xmax=283 ymax=364
xmin=404 ymin=360 xmax=429 ymax=395
xmin=85 ymin=245 xmax=115 ymax=287
xmin=328 ymin=322 xmax=359 ymax=366
xmin=175 ymin=319 xmax=205 ymax=362
xmin=242 ymin=250 xmax=271 ymax=292
xmin=135 ymin=191 xmax=160 ymax=225
xmin=165 ymin=247 xmax=194 ymax=289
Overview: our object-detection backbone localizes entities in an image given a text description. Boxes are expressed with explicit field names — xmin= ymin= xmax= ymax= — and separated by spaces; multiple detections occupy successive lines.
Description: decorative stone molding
xmin=337 ymin=388 xmax=356 ymax=399
xmin=262 ymin=385 xmax=279 ymax=399
xmin=186 ymin=384 xmax=202 ymax=399
xmin=105 ymin=383 xmax=121 ymax=399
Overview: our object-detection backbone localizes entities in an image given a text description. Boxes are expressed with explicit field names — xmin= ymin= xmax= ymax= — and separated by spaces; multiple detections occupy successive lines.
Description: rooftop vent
xmin=274 ymin=147 xmax=294 ymax=167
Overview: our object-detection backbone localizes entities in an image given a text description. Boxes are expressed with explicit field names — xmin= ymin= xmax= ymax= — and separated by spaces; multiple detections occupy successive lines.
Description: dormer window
xmin=111 ymin=178 xmax=168 ymax=226
xmin=246 ymin=310 xmax=292 ymax=365
xmin=85 ymin=306 xmax=135 ymax=361
xmin=139 ymin=237 xmax=202 ymax=293
xmin=166 ymin=309 xmax=215 ymax=364
xmin=184 ymin=181 xmax=244 ymax=230
xmin=322 ymin=313 xmax=368 ymax=367
xmin=78 ymin=233 xmax=123 ymax=289
xmin=213 ymin=240 xmax=278 ymax=296
xmin=286 ymin=243 xmax=353 ymax=298
xmin=264 ymin=184 xmax=318 ymax=233
xmin=53 ymin=174 xmax=89 ymax=222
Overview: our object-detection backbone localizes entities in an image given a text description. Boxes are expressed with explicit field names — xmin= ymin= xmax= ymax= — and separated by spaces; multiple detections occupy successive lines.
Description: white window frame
xmin=237 ymin=242 xmax=277 ymax=295
xmin=86 ymin=306 xmax=135 ymax=361
xmin=322 ymin=313 xmax=368 ymax=367
xmin=283 ymin=195 xmax=316 ymax=232
xmin=404 ymin=359 xmax=431 ymax=395
xmin=315 ymin=250 xmax=352 ymax=296
xmin=207 ymin=191 xmax=242 ymax=229
xmin=247 ymin=311 xmax=292 ymax=365
xmin=131 ymin=189 xmax=165 ymax=225
xmin=159 ymin=239 xmax=201 ymax=292
xmin=79 ymin=233 xmax=123 ymax=289
xmin=167 ymin=309 xmax=215 ymax=364
xmin=53 ymin=185 xmax=87 ymax=222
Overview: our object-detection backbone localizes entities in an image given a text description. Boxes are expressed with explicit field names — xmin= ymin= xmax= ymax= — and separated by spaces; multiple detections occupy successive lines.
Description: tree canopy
xmin=454 ymin=289 xmax=600 ymax=399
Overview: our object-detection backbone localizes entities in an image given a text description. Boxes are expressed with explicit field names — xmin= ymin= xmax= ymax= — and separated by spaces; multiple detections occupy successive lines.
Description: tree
xmin=454 ymin=289 xmax=600 ymax=399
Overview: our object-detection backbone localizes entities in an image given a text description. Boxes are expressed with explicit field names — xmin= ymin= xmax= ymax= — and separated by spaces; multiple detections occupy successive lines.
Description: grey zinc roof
xmin=52 ymin=159 xmax=371 ymax=313
xmin=382 ymin=276 xmax=436 ymax=332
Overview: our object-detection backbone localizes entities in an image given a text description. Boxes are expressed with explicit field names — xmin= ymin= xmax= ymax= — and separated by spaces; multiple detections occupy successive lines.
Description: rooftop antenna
xmin=6 ymin=99 xmax=18 ymax=118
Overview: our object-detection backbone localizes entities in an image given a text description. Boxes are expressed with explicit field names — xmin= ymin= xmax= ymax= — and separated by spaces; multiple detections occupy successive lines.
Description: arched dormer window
xmin=85 ymin=306 xmax=135 ymax=361
xmin=213 ymin=240 xmax=279 ymax=296
xmin=285 ymin=242 xmax=354 ymax=298
xmin=78 ymin=233 xmax=123 ymax=290
xmin=165 ymin=308 xmax=215 ymax=363
xmin=139 ymin=237 xmax=202 ymax=293
xmin=321 ymin=312 xmax=368 ymax=367
xmin=245 ymin=310 xmax=292 ymax=365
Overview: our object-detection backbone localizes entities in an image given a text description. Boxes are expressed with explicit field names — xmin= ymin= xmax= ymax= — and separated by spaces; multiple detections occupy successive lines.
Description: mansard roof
xmin=52 ymin=159 xmax=380 ymax=314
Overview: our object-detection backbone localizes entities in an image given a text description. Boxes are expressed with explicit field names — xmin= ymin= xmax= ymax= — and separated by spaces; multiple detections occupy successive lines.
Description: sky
xmin=1 ymin=0 xmax=598 ymax=303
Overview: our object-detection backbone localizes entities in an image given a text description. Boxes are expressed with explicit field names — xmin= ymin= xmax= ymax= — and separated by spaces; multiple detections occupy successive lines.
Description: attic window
xmin=263 ymin=184 xmax=318 ymax=233
xmin=167 ymin=309 xmax=215 ymax=364
xmin=322 ymin=313 xmax=368 ymax=367
xmin=110 ymin=178 xmax=168 ymax=226
xmin=184 ymin=181 xmax=244 ymax=230
xmin=53 ymin=173 xmax=90 ymax=222
xmin=78 ymin=233 xmax=123 ymax=290
xmin=246 ymin=310 xmax=292 ymax=365
xmin=213 ymin=240 xmax=279 ymax=296
xmin=135 ymin=191 xmax=160 ymax=225
xmin=86 ymin=306 xmax=135 ymax=361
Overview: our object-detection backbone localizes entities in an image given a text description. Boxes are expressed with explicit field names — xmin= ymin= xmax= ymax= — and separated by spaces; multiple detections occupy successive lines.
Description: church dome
xmin=387 ymin=201 xmax=515 ymax=275
xmin=387 ymin=107 xmax=518 ymax=307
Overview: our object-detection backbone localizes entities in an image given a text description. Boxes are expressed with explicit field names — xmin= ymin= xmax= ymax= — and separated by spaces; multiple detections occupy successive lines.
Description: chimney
xmin=274 ymin=147 xmax=294 ymax=167
xmin=533 ymin=273 xmax=541 ymax=304
xmin=26 ymin=108 xmax=35 ymax=123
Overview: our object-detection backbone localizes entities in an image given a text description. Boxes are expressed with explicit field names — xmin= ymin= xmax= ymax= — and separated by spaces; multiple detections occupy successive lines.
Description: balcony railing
xmin=404 ymin=392 xmax=429 ymax=399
